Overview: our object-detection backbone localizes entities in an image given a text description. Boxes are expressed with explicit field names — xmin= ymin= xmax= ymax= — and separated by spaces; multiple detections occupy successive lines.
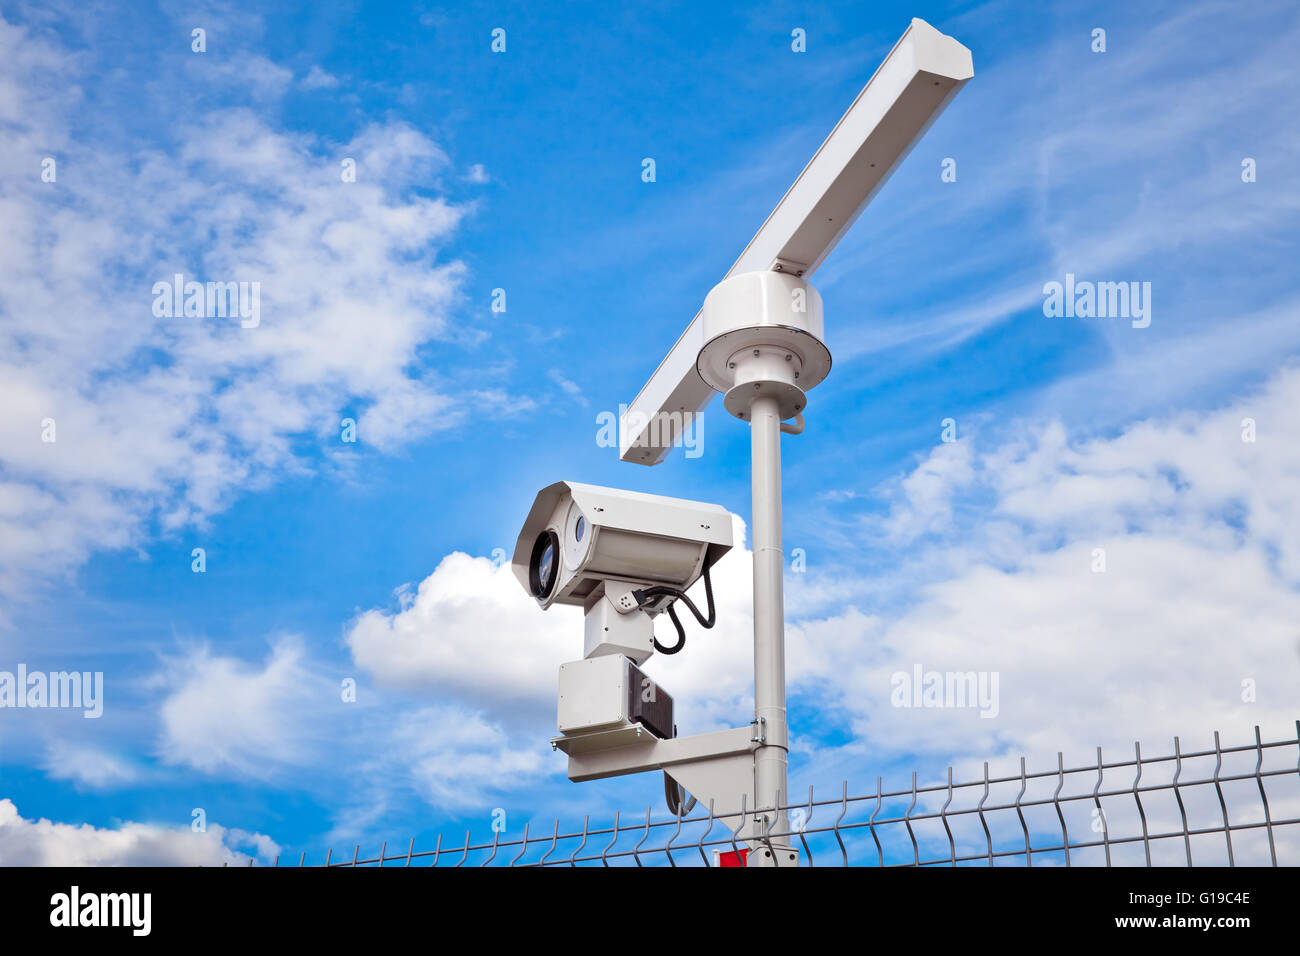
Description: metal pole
xmin=749 ymin=393 xmax=789 ymax=840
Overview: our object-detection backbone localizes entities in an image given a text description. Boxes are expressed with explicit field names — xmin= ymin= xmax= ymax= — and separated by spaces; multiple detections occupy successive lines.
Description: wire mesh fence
xmin=267 ymin=720 xmax=1300 ymax=868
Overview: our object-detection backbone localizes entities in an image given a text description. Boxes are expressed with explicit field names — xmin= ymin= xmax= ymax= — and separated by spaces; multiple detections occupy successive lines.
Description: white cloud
xmin=42 ymin=742 xmax=140 ymax=790
xmin=0 ymin=14 xmax=529 ymax=604
xmin=344 ymin=517 xmax=763 ymax=730
xmin=547 ymin=368 xmax=588 ymax=407
xmin=802 ymin=364 xmax=1300 ymax=771
xmin=0 ymin=798 xmax=277 ymax=865
xmin=300 ymin=64 xmax=340 ymax=90
xmin=0 ymin=613 xmax=545 ymax=858
xmin=391 ymin=707 xmax=545 ymax=808
xmin=201 ymin=52 xmax=294 ymax=99
xmin=345 ymin=554 xmax=579 ymax=714
xmin=879 ymin=439 xmax=974 ymax=542
xmin=319 ymin=705 xmax=549 ymax=835
xmin=146 ymin=628 xmax=557 ymax=831
xmin=155 ymin=638 xmax=333 ymax=777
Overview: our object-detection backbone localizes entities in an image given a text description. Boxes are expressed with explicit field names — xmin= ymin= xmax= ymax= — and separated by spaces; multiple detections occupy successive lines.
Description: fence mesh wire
xmin=266 ymin=720 xmax=1299 ymax=867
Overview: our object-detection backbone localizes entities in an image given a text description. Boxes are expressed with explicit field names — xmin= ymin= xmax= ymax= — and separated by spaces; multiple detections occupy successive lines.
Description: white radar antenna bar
xmin=619 ymin=18 xmax=973 ymax=464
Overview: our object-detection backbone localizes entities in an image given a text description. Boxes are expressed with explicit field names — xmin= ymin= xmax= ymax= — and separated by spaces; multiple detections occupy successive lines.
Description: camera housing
xmin=513 ymin=481 xmax=732 ymax=609
xmin=512 ymin=481 xmax=733 ymax=663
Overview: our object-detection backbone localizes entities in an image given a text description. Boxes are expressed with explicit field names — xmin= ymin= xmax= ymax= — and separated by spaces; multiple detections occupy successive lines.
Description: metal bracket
xmin=771 ymin=257 xmax=809 ymax=277
xmin=751 ymin=715 xmax=767 ymax=744
xmin=562 ymin=726 xmax=757 ymax=827
xmin=550 ymin=722 xmax=651 ymax=756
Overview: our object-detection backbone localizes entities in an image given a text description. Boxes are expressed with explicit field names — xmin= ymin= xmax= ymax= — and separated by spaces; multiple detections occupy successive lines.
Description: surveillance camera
xmin=513 ymin=481 xmax=732 ymax=608
xmin=515 ymin=481 xmax=733 ymax=748
xmin=512 ymin=481 xmax=733 ymax=662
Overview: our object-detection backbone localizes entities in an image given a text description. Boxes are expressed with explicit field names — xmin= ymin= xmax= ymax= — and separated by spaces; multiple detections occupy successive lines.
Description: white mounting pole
xmin=695 ymin=270 xmax=830 ymax=855
xmin=749 ymin=393 xmax=789 ymax=838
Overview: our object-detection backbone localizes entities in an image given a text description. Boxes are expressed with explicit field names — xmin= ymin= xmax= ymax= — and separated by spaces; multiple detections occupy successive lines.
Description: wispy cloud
xmin=42 ymin=743 xmax=141 ymax=790
xmin=0 ymin=13 xmax=538 ymax=601
xmin=300 ymin=64 xmax=340 ymax=90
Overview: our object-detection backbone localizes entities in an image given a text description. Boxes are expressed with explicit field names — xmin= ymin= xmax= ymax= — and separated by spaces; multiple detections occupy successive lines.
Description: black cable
xmin=664 ymin=771 xmax=680 ymax=815
xmin=663 ymin=771 xmax=697 ymax=817
xmin=634 ymin=562 xmax=716 ymax=627
xmin=637 ymin=563 xmax=716 ymax=655
xmin=653 ymin=605 xmax=687 ymax=655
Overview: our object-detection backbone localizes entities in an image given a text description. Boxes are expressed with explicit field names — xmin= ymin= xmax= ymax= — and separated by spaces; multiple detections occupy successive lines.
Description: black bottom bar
xmin=0 ymin=866 xmax=1280 ymax=941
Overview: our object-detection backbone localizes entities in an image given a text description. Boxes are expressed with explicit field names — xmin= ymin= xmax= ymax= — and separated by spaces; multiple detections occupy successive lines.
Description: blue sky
xmin=1 ymin=0 xmax=1298 ymax=864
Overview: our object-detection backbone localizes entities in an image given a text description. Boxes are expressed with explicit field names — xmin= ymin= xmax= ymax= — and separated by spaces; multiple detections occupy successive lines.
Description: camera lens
xmin=528 ymin=529 xmax=561 ymax=599
xmin=574 ymin=515 xmax=585 ymax=542
xmin=539 ymin=541 xmax=554 ymax=583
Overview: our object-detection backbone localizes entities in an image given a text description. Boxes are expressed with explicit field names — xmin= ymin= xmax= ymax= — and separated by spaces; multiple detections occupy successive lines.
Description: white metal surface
xmin=748 ymin=845 xmax=800 ymax=867
xmin=697 ymin=271 xmax=827 ymax=394
xmin=563 ymin=726 xmax=758 ymax=839
xmin=619 ymin=18 xmax=974 ymax=464
xmin=512 ymin=481 xmax=733 ymax=608
xmin=582 ymin=588 xmax=655 ymax=663
xmin=748 ymin=393 xmax=790 ymax=840
xmin=556 ymin=655 xmax=632 ymax=735
xmin=564 ymin=723 xmax=757 ymax=826
xmin=551 ymin=722 xmax=654 ymax=757
xmin=697 ymin=271 xmax=831 ymax=422
xmin=664 ymin=752 xmax=755 ymax=832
